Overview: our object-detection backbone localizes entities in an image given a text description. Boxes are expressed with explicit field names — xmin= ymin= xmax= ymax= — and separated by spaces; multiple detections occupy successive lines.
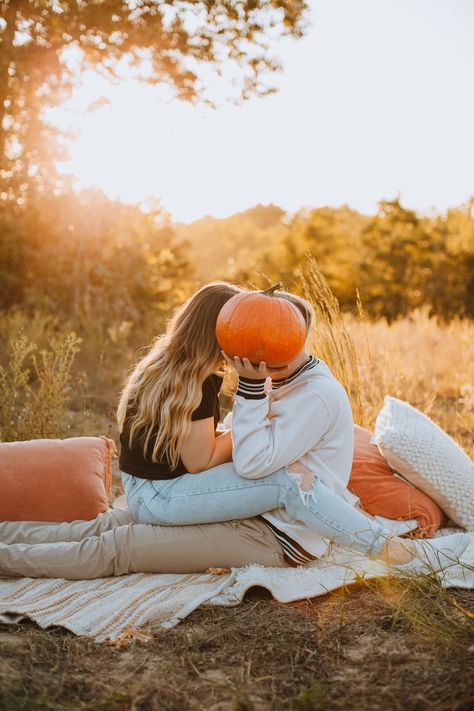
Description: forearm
xmin=232 ymin=379 xmax=329 ymax=479
xmin=198 ymin=429 xmax=233 ymax=471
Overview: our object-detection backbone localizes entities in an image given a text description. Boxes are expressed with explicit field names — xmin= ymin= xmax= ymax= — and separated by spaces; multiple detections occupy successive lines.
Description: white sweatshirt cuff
xmin=236 ymin=377 xmax=267 ymax=400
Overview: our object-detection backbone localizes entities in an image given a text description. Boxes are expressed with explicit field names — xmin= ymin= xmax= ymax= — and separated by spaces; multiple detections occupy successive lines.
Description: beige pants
xmin=0 ymin=509 xmax=286 ymax=579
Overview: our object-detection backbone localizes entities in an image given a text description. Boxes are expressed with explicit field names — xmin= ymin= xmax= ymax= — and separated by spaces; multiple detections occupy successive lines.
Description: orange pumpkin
xmin=216 ymin=283 xmax=307 ymax=366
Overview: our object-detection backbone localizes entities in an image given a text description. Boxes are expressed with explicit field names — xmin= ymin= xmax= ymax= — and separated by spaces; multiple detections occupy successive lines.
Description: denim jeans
xmin=122 ymin=463 xmax=389 ymax=558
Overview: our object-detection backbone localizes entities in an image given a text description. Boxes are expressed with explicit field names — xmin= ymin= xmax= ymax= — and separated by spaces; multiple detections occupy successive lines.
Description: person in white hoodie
xmin=223 ymin=348 xmax=356 ymax=565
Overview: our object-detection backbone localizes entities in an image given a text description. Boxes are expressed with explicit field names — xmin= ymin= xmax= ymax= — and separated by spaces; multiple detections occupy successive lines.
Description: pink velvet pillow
xmin=0 ymin=436 xmax=115 ymax=522
xmin=348 ymin=425 xmax=445 ymax=537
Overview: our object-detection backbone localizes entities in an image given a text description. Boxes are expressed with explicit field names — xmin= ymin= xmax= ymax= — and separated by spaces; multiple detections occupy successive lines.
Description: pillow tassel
xmin=100 ymin=436 xmax=117 ymax=497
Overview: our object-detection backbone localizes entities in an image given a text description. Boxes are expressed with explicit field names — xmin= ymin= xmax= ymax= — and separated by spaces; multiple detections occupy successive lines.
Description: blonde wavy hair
xmin=117 ymin=281 xmax=241 ymax=469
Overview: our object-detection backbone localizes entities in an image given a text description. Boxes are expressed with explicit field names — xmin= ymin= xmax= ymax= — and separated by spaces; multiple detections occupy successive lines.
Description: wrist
xmin=236 ymin=376 xmax=266 ymax=400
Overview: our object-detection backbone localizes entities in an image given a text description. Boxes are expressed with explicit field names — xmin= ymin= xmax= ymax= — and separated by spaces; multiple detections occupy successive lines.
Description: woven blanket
xmin=1 ymin=529 xmax=473 ymax=643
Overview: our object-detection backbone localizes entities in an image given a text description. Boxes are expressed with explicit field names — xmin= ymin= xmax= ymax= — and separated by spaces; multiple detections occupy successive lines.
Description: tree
xmin=273 ymin=206 xmax=368 ymax=308
xmin=8 ymin=187 xmax=195 ymax=320
xmin=357 ymin=198 xmax=439 ymax=321
xmin=0 ymin=0 xmax=308 ymax=202
xmin=428 ymin=199 xmax=474 ymax=320
xmin=226 ymin=205 xmax=368 ymax=307
xmin=176 ymin=203 xmax=286 ymax=280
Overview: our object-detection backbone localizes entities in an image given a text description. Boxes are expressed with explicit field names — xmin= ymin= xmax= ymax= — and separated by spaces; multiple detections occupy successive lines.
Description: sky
xmin=52 ymin=0 xmax=474 ymax=223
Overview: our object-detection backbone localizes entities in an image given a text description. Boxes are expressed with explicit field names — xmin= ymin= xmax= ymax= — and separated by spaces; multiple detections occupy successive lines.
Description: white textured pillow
xmin=374 ymin=396 xmax=474 ymax=530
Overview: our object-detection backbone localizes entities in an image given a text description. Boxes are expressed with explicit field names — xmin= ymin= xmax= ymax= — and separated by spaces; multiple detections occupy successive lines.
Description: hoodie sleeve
xmin=231 ymin=376 xmax=331 ymax=479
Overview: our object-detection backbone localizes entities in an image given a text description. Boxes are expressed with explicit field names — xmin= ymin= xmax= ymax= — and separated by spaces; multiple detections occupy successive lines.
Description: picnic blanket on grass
xmin=0 ymin=529 xmax=473 ymax=643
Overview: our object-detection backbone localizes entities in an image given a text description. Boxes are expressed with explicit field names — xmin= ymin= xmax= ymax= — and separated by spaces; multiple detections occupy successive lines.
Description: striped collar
xmin=271 ymin=355 xmax=319 ymax=390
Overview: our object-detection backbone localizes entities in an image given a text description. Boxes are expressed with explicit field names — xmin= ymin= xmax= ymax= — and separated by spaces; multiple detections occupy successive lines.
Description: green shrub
xmin=0 ymin=331 xmax=81 ymax=441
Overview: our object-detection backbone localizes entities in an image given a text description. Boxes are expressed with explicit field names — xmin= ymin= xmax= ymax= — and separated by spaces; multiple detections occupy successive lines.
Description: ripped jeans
xmin=122 ymin=462 xmax=389 ymax=558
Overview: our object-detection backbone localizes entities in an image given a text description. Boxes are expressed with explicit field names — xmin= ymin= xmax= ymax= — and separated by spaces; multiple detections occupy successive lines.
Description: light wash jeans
xmin=122 ymin=463 xmax=389 ymax=558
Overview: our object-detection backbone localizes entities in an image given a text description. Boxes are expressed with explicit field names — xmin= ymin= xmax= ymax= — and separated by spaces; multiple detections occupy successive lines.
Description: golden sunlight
xmin=48 ymin=71 xmax=182 ymax=210
xmin=45 ymin=0 xmax=474 ymax=224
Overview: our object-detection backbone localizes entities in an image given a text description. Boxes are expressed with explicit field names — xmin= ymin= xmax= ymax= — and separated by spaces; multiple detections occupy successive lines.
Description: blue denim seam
xmin=140 ymin=499 xmax=174 ymax=525
xmin=150 ymin=482 xmax=295 ymax=499
xmin=305 ymin=507 xmax=383 ymax=552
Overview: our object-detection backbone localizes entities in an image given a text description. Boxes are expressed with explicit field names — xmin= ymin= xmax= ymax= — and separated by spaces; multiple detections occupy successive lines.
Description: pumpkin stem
xmin=261 ymin=282 xmax=283 ymax=297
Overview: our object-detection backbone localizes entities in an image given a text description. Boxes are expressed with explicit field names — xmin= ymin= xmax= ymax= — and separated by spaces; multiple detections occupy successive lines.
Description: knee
xmin=110 ymin=524 xmax=137 ymax=575
xmin=286 ymin=462 xmax=315 ymax=491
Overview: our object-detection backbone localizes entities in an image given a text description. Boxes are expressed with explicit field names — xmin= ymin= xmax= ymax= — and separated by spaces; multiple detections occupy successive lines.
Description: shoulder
xmin=198 ymin=372 xmax=224 ymax=405
xmin=307 ymin=361 xmax=348 ymax=396
xmin=273 ymin=361 xmax=351 ymax=416
xmin=310 ymin=362 xmax=351 ymax=403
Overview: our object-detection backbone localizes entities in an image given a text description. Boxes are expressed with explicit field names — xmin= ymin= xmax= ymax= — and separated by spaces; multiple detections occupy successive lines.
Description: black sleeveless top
xmin=119 ymin=374 xmax=223 ymax=480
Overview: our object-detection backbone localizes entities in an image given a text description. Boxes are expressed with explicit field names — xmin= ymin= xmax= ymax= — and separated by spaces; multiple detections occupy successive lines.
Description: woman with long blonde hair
xmin=0 ymin=282 xmax=287 ymax=579
xmin=117 ymin=281 xmax=238 ymax=481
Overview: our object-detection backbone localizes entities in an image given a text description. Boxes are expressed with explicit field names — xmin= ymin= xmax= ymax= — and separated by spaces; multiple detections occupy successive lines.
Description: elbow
xmin=233 ymin=459 xmax=269 ymax=480
xmin=182 ymin=453 xmax=216 ymax=475
xmin=185 ymin=465 xmax=202 ymax=475
xmin=181 ymin=457 xmax=207 ymax=475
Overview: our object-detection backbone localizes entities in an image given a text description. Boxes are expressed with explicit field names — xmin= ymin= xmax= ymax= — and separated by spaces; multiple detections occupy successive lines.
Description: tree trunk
xmin=0 ymin=1 xmax=19 ymax=176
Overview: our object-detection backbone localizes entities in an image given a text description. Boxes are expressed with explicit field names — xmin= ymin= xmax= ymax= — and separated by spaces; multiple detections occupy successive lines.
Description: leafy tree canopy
xmin=0 ymin=0 xmax=308 ymax=200
xmin=177 ymin=196 xmax=474 ymax=321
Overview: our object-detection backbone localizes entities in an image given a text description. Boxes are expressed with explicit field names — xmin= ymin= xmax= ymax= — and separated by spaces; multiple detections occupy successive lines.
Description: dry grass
xmin=1 ymin=583 xmax=473 ymax=711
xmin=347 ymin=309 xmax=474 ymax=458
xmin=299 ymin=257 xmax=474 ymax=458
xmin=300 ymin=259 xmax=364 ymax=425
xmin=0 ymin=331 xmax=82 ymax=441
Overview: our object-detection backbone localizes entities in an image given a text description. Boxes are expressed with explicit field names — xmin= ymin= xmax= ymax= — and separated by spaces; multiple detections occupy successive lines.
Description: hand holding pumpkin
xmin=220 ymin=352 xmax=287 ymax=380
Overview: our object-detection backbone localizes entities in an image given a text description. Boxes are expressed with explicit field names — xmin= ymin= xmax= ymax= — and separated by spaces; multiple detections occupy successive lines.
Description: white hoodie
xmin=229 ymin=359 xmax=358 ymax=558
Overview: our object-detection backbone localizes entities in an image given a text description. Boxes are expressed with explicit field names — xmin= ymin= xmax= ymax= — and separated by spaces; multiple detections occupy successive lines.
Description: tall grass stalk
xmin=299 ymin=255 xmax=364 ymax=425
xmin=371 ymin=567 xmax=474 ymax=643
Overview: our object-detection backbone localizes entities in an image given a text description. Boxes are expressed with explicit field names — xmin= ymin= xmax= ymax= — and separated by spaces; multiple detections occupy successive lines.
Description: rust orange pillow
xmin=0 ymin=437 xmax=115 ymax=522
xmin=348 ymin=425 xmax=445 ymax=537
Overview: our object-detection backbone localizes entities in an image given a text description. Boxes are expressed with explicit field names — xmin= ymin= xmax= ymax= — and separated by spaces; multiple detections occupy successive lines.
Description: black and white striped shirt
xmin=271 ymin=355 xmax=319 ymax=390
xmin=260 ymin=517 xmax=317 ymax=567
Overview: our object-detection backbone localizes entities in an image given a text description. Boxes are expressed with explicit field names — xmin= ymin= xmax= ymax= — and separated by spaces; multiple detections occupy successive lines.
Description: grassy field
xmin=1 ymin=579 xmax=473 ymax=710
xmin=1 ymin=308 xmax=473 ymax=710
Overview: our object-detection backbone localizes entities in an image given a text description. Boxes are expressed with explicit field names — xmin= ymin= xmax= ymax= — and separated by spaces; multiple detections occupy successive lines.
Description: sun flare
xmin=47 ymin=72 xmax=193 ymax=217
xmin=44 ymin=0 xmax=474 ymax=224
